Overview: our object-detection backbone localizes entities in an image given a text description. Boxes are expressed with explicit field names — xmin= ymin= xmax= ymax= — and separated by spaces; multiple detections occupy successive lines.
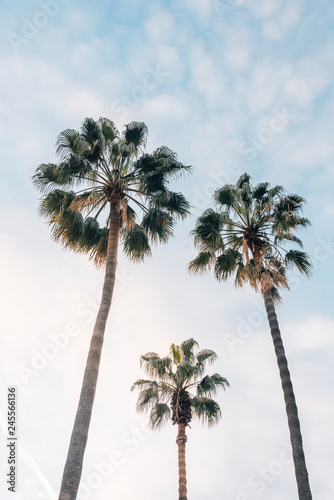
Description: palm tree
xmin=131 ymin=338 xmax=229 ymax=500
xmin=32 ymin=117 xmax=191 ymax=500
xmin=189 ymin=173 xmax=312 ymax=500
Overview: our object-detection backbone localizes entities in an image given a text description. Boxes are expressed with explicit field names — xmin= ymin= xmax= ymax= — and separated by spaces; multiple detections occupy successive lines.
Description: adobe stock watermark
xmin=111 ymin=65 xmax=169 ymax=121
xmin=222 ymin=234 xmax=334 ymax=354
xmin=235 ymin=442 xmax=293 ymax=499
xmin=17 ymin=268 xmax=134 ymax=384
xmin=237 ymin=108 xmax=297 ymax=162
xmin=7 ymin=0 xmax=71 ymax=51
xmin=77 ymin=419 xmax=152 ymax=499
xmin=213 ymin=0 xmax=239 ymax=20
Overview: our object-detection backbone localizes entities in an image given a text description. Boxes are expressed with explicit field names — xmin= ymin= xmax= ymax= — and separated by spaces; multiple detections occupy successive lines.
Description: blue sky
xmin=0 ymin=0 xmax=334 ymax=499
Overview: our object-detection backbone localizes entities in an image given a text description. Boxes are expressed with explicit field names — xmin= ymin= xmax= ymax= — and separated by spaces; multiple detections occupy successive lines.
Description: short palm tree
xmin=132 ymin=338 xmax=229 ymax=500
xmin=189 ymin=173 xmax=312 ymax=500
xmin=32 ymin=117 xmax=191 ymax=500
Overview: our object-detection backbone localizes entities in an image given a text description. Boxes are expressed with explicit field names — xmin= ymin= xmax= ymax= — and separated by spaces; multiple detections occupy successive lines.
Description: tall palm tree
xmin=32 ymin=117 xmax=191 ymax=500
xmin=189 ymin=173 xmax=312 ymax=500
xmin=132 ymin=338 xmax=229 ymax=500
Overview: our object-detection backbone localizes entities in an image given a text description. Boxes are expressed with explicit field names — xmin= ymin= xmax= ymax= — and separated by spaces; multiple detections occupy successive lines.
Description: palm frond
xmin=79 ymin=217 xmax=102 ymax=248
xmin=131 ymin=380 xmax=172 ymax=428
xmin=276 ymin=193 xmax=305 ymax=213
xmin=131 ymin=379 xmax=157 ymax=391
xmin=285 ymin=250 xmax=312 ymax=276
xmin=267 ymin=185 xmax=284 ymax=199
xmin=121 ymin=203 xmax=136 ymax=231
xmin=152 ymin=146 xmax=193 ymax=181
xmin=252 ymin=182 xmax=270 ymax=200
xmin=152 ymin=145 xmax=178 ymax=162
xmin=214 ymin=249 xmax=243 ymax=281
xmin=191 ymin=209 xmax=225 ymax=250
xmin=123 ymin=121 xmax=148 ymax=150
xmin=32 ymin=156 xmax=93 ymax=193
xmin=122 ymin=224 xmax=151 ymax=262
xmin=236 ymin=172 xmax=251 ymax=189
xmin=132 ymin=153 xmax=159 ymax=174
xmin=141 ymin=208 xmax=174 ymax=243
xmin=234 ymin=261 xmax=260 ymax=290
xmin=49 ymin=207 xmax=84 ymax=250
xmin=175 ymin=361 xmax=200 ymax=387
xmin=87 ymin=227 xmax=109 ymax=267
xmin=38 ymin=189 xmax=67 ymax=217
xmin=135 ymin=383 xmax=159 ymax=413
xmin=140 ymin=353 xmax=172 ymax=381
xmin=197 ymin=374 xmax=229 ymax=397
xmin=191 ymin=397 xmax=222 ymax=427
xmin=196 ymin=349 xmax=218 ymax=367
xmin=98 ymin=117 xmax=119 ymax=143
xmin=274 ymin=233 xmax=303 ymax=247
xmin=55 ymin=129 xmax=83 ymax=160
xmin=269 ymin=286 xmax=282 ymax=303
xmin=214 ymin=184 xmax=236 ymax=208
xmin=150 ymin=403 xmax=171 ymax=429
xmin=32 ymin=163 xmax=69 ymax=193
xmin=151 ymin=191 xmax=190 ymax=219
xmin=188 ymin=251 xmax=217 ymax=275
xmin=180 ymin=339 xmax=198 ymax=363
xmin=69 ymin=190 xmax=105 ymax=213
xmin=170 ymin=344 xmax=182 ymax=365
xmin=140 ymin=171 xmax=166 ymax=194
xmin=81 ymin=117 xmax=103 ymax=148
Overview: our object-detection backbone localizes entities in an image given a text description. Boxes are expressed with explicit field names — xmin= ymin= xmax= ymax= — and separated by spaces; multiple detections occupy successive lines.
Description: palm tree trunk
xmin=176 ymin=423 xmax=188 ymax=500
xmin=263 ymin=289 xmax=312 ymax=500
xmin=58 ymin=198 xmax=121 ymax=500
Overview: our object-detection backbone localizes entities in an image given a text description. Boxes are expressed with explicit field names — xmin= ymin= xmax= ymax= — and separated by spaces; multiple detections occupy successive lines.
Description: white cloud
xmin=183 ymin=0 xmax=215 ymax=17
xmin=245 ymin=64 xmax=282 ymax=112
xmin=239 ymin=0 xmax=283 ymax=19
xmin=142 ymin=93 xmax=189 ymax=120
xmin=285 ymin=316 xmax=334 ymax=352
xmin=239 ymin=1 xmax=302 ymax=40
xmin=262 ymin=4 xmax=302 ymax=40
xmin=155 ymin=44 xmax=181 ymax=75
xmin=144 ymin=9 xmax=176 ymax=42
xmin=64 ymin=89 xmax=104 ymax=118
xmin=283 ymin=58 xmax=330 ymax=109
xmin=190 ymin=43 xmax=226 ymax=105
xmin=284 ymin=77 xmax=314 ymax=107
xmin=224 ymin=46 xmax=250 ymax=69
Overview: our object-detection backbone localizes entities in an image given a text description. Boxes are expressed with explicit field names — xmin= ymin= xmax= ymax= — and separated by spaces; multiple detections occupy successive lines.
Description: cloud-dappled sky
xmin=0 ymin=0 xmax=333 ymax=498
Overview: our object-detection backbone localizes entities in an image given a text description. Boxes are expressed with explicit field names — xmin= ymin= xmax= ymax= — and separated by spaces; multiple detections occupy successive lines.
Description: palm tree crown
xmin=33 ymin=117 xmax=191 ymax=264
xmin=132 ymin=338 xmax=229 ymax=429
xmin=189 ymin=173 xmax=311 ymax=298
